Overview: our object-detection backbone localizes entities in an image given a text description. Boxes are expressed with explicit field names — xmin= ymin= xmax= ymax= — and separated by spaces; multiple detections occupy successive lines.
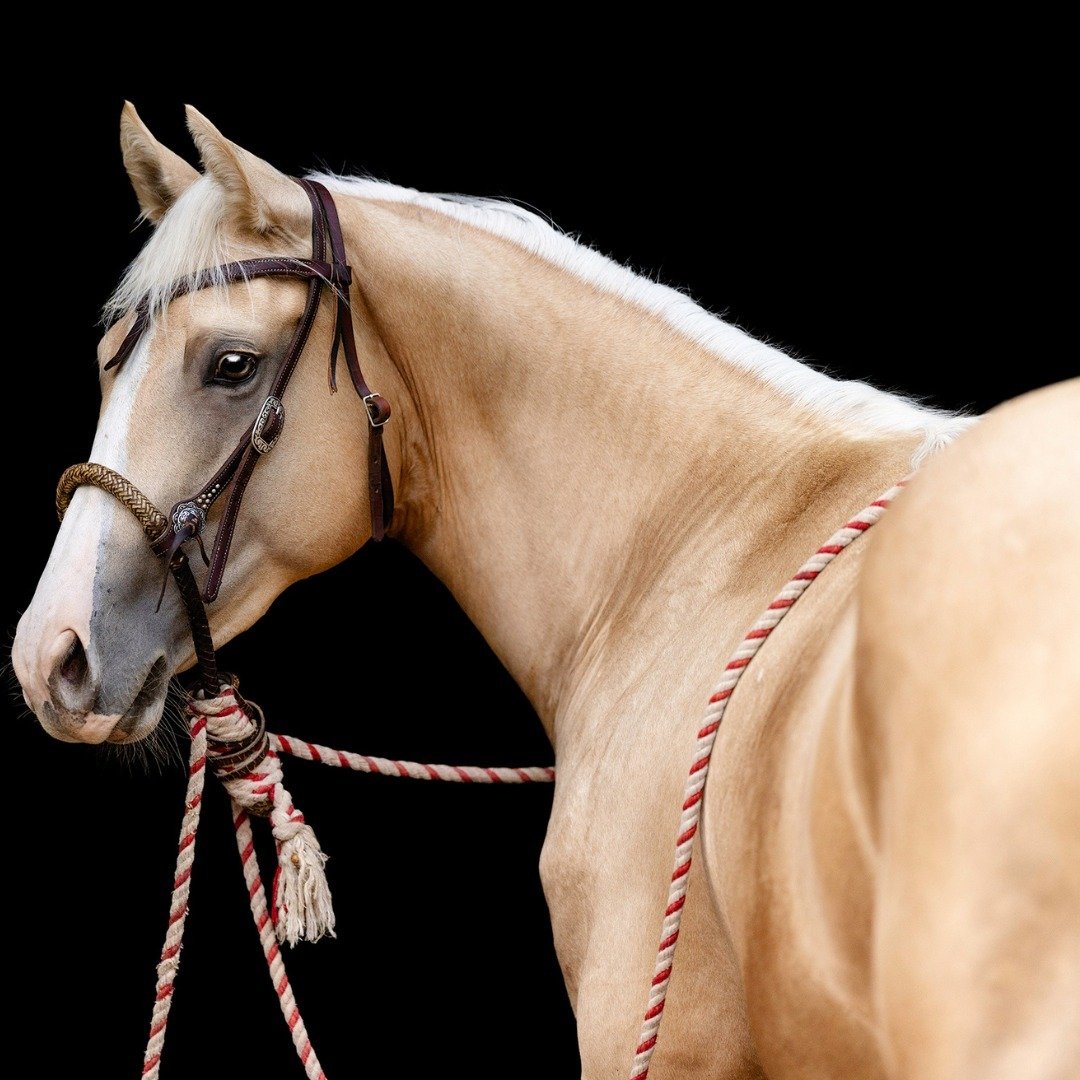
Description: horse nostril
xmin=60 ymin=635 xmax=89 ymax=687
xmin=46 ymin=630 xmax=95 ymax=716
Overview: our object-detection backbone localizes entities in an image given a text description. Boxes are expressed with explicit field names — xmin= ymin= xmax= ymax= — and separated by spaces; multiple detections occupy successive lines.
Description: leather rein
xmin=58 ymin=179 xmax=392 ymax=685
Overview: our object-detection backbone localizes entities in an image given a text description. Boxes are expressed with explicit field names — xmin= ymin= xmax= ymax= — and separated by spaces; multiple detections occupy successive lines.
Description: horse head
xmin=13 ymin=105 xmax=400 ymax=744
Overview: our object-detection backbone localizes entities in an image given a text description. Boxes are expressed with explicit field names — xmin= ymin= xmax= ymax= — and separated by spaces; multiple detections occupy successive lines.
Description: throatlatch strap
xmin=303 ymin=179 xmax=394 ymax=539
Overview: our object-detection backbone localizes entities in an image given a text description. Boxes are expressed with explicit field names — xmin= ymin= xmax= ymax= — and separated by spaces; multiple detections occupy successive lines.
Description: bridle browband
xmin=97 ymin=178 xmax=393 ymax=606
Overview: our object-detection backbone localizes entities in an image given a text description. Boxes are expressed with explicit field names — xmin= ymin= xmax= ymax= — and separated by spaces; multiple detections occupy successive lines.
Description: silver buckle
xmin=251 ymin=395 xmax=285 ymax=454
xmin=363 ymin=393 xmax=390 ymax=428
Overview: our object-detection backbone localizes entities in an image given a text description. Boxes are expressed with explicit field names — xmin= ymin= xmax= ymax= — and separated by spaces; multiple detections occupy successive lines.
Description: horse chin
xmin=106 ymin=703 xmax=166 ymax=744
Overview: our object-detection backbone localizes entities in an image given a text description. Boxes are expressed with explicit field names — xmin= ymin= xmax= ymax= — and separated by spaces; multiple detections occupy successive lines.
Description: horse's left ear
xmin=185 ymin=105 xmax=307 ymax=237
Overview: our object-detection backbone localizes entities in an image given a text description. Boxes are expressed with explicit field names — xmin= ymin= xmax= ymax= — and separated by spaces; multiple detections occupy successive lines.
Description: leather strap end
xmin=203 ymin=570 xmax=224 ymax=605
xmin=368 ymin=426 xmax=393 ymax=542
xmin=104 ymin=304 xmax=150 ymax=371
xmin=327 ymin=313 xmax=342 ymax=393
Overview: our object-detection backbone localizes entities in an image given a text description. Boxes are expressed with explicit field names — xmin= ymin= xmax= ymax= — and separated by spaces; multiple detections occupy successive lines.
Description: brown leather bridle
xmin=56 ymin=179 xmax=392 ymax=690
xmin=102 ymin=178 xmax=392 ymax=600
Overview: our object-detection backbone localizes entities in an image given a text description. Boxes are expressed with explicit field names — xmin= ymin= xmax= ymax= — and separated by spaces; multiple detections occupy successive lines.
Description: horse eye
xmin=212 ymin=351 xmax=259 ymax=384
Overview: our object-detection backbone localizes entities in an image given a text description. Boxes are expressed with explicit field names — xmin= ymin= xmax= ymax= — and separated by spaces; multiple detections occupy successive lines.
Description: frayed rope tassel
xmin=189 ymin=680 xmax=336 ymax=945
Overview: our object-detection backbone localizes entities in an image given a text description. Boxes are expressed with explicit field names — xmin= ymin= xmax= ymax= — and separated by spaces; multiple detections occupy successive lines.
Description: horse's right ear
xmin=120 ymin=102 xmax=199 ymax=224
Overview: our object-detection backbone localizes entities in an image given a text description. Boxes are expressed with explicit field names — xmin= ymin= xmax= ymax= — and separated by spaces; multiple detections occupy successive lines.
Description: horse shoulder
xmin=697 ymin=538 xmax=887 ymax=1076
xmin=854 ymin=378 xmax=1080 ymax=1076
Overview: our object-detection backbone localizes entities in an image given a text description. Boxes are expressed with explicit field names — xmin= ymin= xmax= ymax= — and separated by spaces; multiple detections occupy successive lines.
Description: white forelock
xmin=104 ymin=176 xmax=263 ymax=324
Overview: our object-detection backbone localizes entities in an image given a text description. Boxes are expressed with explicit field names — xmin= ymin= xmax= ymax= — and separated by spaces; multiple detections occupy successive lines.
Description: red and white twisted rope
xmin=198 ymin=691 xmax=336 ymax=947
xmin=142 ymin=715 xmax=207 ymax=1079
xmin=629 ymin=480 xmax=906 ymax=1079
xmin=271 ymin=733 xmax=556 ymax=784
xmin=142 ymin=686 xmax=554 ymax=1077
xmin=232 ymin=808 xmax=327 ymax=1079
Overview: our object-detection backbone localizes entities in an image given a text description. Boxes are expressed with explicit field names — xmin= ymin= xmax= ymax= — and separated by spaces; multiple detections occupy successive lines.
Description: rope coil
xmin=191 ymin=685 xmax=336 ymax=946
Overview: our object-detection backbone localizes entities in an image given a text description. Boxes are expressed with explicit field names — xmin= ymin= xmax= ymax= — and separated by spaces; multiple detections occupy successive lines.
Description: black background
xmin=6 ymin=82 xmax=1070 ymax=1080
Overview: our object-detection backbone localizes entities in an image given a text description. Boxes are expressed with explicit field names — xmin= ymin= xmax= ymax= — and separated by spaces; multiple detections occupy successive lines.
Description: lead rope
xmin=140 ymin=714 xmax=207 ymax=1078
xmin=628 ymin=479 xmax=907 ymax=1079
xmin=141 ymin=681 xmax=554 ymax=1080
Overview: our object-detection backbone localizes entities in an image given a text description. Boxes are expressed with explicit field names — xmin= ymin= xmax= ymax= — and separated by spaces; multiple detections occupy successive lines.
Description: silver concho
xmin=171 ymin=501 xmax=207 ymax=536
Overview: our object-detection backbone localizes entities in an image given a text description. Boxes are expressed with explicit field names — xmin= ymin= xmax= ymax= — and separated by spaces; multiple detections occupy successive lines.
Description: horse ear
xmin=185 ymin=105 xmax=306 ymax=237
xmin=120 ymin=102 xmax=199 ymax=224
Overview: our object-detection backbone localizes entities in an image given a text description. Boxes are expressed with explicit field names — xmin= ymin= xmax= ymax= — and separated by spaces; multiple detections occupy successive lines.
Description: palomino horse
xmin=13 ymin=105 xmax=1079 ymax=1078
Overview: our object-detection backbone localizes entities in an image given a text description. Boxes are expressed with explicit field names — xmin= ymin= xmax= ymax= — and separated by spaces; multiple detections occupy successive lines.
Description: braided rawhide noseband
xmin=58 ymin=464 xmax=218 ymax=690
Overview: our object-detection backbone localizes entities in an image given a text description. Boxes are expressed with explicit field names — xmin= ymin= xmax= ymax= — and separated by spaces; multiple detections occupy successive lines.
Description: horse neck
xmin=342 ymin=193 xmax=919 ymax=740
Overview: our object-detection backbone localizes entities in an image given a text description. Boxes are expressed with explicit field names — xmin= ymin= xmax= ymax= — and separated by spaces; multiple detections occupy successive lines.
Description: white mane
xmin=108 ymin=172 xmax=972 ymax=462
xmin=317 ymin=176 xmax=972 ymax=463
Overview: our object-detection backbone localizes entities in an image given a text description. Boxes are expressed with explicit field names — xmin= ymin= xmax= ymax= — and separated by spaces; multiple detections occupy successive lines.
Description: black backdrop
xmin=6 ymin=87 xmax=1070 ymax=1080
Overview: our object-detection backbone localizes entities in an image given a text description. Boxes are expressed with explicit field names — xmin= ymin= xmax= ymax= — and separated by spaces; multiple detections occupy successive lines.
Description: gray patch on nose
xmin=89 ymin=527 xmax=186 ymax=719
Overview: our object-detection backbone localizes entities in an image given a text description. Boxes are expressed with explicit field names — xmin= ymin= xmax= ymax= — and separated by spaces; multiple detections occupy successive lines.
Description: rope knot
xmin=188 ymin=681 xmax=336 ymax=946
xmin=271 ymin=816 xmax=307 ymax=844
